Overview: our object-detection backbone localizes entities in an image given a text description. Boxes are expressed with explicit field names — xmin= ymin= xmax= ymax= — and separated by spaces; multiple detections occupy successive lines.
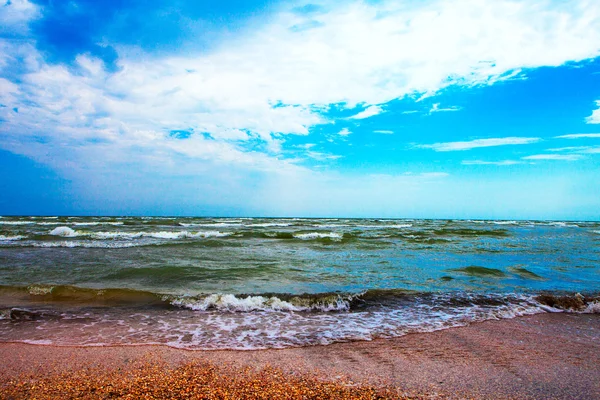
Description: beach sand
xmin=1 ymin=313 xmax=598 ymax=399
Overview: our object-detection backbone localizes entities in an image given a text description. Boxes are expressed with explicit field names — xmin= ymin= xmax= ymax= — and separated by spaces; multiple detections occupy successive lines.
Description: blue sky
xmin=1 ymin=0 xmax=599 ymax=219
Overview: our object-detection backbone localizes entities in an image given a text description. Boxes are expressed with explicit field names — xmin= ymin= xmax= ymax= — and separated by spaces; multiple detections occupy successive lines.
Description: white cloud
xmin=2 ymin=0 xmax=600 ymax=203
xmin=587 ymin=101 xmax=600 ymax=124
xmin=374 ymin=130 xmax=394 ymax=134
xmin=338 ymin=127 xmax=351 ymax=136
xmin=462 ymin=160 xmax=522 ymax=166
xmin=348 ymin=105 xmax=384 ymax=119
xmin=417 ymin=137 xmax=540 ymax=152
xmin=0 ymin=0 xmax=39 ymax=36
xmin=305 ymin=151 xmax=342 ymax=161
xmin=429 ymin=103 xmax=461 ymax=113
xmin=555 ymin=133 xmax=600 ymax=139
xmin=522 ymin=154 xmax=583 ymax=161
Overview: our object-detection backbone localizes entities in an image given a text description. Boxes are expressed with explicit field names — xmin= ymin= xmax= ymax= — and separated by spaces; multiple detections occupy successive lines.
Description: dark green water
xmin=0 ymin=216 xmax=598 ymax=349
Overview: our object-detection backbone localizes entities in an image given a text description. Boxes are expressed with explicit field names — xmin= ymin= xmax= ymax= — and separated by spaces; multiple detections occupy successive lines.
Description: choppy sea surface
xmin=0 ymin=216 xmax=599 ymax=349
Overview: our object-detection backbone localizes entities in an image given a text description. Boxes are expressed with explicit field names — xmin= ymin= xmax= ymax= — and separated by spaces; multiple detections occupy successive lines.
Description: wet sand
xmin=1 ymin=313 xmax=599 ymax=399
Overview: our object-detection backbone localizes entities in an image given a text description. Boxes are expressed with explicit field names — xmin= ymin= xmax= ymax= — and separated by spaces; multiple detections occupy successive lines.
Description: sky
xmin=0 ymin=0 xmax=599 ymax=219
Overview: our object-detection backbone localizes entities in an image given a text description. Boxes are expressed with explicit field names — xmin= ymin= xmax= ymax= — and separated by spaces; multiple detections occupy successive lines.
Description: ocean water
xmin=0 ymin=216 xmax=599 ymax=349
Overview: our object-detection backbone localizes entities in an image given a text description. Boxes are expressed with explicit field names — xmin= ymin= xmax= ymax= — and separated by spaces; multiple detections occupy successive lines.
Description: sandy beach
xmin=1 ymin=313 xmax=598 ymax=399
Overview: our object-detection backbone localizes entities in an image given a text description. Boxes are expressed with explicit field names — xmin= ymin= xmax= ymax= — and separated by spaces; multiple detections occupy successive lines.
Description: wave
xmin=0 ymin=284 xmax=358 ymax=312
xmin=49 ymin=226 xmax=78 ymax=236
xmin=92 ymin=231 xmax=232 ymax=240
xmin=433 ymin=228 xmax=510 ymax=237
xmin=3 ymin=286 xmax=598 ymax=349
xmin=47 ymin=226 xmax=232 ymax=240
xmin=28 ymin=241 xmax=147 ymax=248
xmin=3 ymin=284 xmax=598 ymax=315
xmin=534 ymin=293 xmax=600 ymax=313
xmin=550 ymin=222 xmax=578 ymax=227
xmin=179 ymin=222 xmax=242 ymax=228
xmin=293 ymin=232 xmax=343 ymax=241
xmin=0 ymin=235 xmax=25 ymax=241
xmin=166 ymin=293 xmax=355 ymax=312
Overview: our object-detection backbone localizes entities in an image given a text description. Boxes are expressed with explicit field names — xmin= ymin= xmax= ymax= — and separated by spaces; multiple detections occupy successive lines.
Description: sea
xmin=0 ymin=216 xmax=599 ymax=350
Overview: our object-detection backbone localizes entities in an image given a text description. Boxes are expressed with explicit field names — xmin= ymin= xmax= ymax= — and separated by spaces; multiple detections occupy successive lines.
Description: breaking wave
xmin=2 ymin=284 xmax=598 ymax=349
xmin=48 ymin=227 xmax=232 ymax=240
xmin=0 ymin=235 xmax=25 ymax=241
xmin=293 ymin=232 xmax=343 ymax=241
xmin=6 ymin=284 xmax=598 ymax=315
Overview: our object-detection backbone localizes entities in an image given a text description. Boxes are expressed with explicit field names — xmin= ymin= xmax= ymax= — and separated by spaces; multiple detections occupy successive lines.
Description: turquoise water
xmin=0 ymin=216 xmax=599 ymax=349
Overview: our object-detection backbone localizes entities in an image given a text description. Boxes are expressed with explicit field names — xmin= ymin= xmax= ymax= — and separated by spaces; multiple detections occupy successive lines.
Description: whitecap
xmin=0 ymin=235 xmax=25 ymax=241
xmin=583 ymin=301 xmax=600 ymax=314
xmin=245 ymin=223 xmax=291 ymax=227
xmin=32 ymin=241 xmax=142 ymax=248
xmin=179 ymin=222 xmax=242 ymax=228
xmin=544 ymin=221 xmax=579 ymax=228
xmin=293 ymin=232 xmax=343 ymax=240
xmin=49 ymin=226 xmax=78 ymax=237
xmin=90 ymin=230 xmax=232 ymax=240
xmin=167 ymin=293 xmax=352 ymax=312
xmin=72 ymin=222 xmax=124 ymax=226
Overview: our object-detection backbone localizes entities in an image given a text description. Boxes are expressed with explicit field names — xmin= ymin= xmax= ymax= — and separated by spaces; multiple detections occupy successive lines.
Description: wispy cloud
xmin=580 ymin=146 xmax=600 ymax=154
xmin=548 ymin=146 xmax=591 ymax=152
xmin=429 ymin=103 xmax=461 ymax=113
xmin=417 ymin=137 xmax=540 ymax=152
xmin=462 ymin=160 xmax=522 ymax=166
xmin=548 ymin=145 xmax=600 ymax=154
xmin=555 ymin=133 xmax=600 ymax=139
xmin=348 ymin=106 xmax=384 ymax=120
xmin=338 ymin=128 xmax=351 ymax=136
xmin=373 ymin=130 xmax=394 ymax=134
xmin=587 ymin=100 xmax=600 ymax=124
xmin=522 ymin=154 xmax=583 ymax=161
xmin=305 ymin=151 xmax=342 ymax=161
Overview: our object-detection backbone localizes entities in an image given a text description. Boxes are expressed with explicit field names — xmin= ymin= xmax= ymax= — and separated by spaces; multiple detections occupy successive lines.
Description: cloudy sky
xmin=1 ymin=0 xmax=599 ymax=219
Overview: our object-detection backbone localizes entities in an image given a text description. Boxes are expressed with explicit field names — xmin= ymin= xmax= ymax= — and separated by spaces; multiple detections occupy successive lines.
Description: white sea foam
xmin=545 ymin=221 xmax=579 ymax=228
xmin=246 ymin=223 xmax=291 ymax=227
xmin=31 ymin=241 xmax=146 ymax=248
xmin=293 ymin=232 xmax=343 ymax=240
xmin=27 ymin=285 xmax=54 ymax=295
xmin=1 ymin=293 xmax=548 ymax=350
xmin=47 ymin=228 xmax=232 ymax=241
xmin=36 ymin=221 xmax=123 ymax=226
xmin=583 ymin=301 xmax=600 ymax=314
xmin=0 ymin=221 xmax=34 ymax=225
xmin=0 ymin=235 xmax=25 ymax=241
xmin=179 ymin=222 xmax=242 ymax=228
xmin=49 ymin=226 xmax=78 ymax=237
xmin=167 ymin=294 xmax=352 ymax=312
xmin=72 ymin=222 xmax=124 ymax=226
xmin=143 ymin=231 xmax=232 ymax=239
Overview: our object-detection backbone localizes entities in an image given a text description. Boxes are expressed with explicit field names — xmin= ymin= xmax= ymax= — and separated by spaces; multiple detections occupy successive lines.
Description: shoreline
xmin=1 ymin=313 xmax=599 ymax=399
